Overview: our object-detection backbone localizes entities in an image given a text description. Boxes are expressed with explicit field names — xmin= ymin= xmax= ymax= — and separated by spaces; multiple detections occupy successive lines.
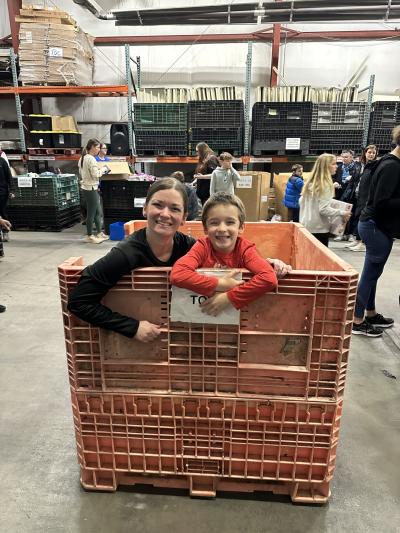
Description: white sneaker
xmin=348 ymin=235 xmax=356 ymax=242
xmin=85 ymin=235 xmax=102 ymax=244
xmin=96 ymin=232 xmax=109 ymax=241
xmin=333 ymin=235 xmax=344 ymax=242
xmin=350 ymin=242 xmax=366 ymax=252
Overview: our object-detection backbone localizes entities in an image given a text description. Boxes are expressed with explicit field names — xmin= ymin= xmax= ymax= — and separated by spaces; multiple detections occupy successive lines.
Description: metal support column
xmin=362 ymin=74 xmax=375 ymax=147
xmin=136 ymin=56 xmax=141 ymax=90
xmin=10 ymin=48 xmax=26 ymax=153
xmin=270 ymin=23 xmax=281 ymax=87
xmin=243 ymin=41 xmax=253 ymax=169
xmin=124 ymin=44 xmax=135 ymax=155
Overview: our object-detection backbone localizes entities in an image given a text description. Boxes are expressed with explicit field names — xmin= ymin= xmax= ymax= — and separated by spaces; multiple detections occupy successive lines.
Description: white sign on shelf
xmin=170 ymin=269 xmax=241 ymax=325
xmin=134 ymin=197 xmax=146 ymax=208
xmin=285 ymin=138 xmax=301 ymax=150
xmin=236 ymin=175 xmax=253 ymax=189
xmin=49 ymin=47 xmax=63 ymax=58
xmin=28 ymin=156 xmax=56 ymax=161
xmin=18 ymin=176 xmax=33 ymax=188
xmin=135 ymin=157 xmax=157 ymax=163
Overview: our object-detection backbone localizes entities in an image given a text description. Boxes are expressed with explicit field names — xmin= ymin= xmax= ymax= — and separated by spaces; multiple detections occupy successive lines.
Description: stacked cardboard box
xmin=18 ymin=7 xmax=94 ymax=86
xmin=236 ymin=172 xmax=271 ymax=221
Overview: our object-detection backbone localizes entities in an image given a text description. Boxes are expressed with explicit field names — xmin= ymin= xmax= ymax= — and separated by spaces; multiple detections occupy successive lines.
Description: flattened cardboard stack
xmin=18 ymin=7 xmax=94 ymax=86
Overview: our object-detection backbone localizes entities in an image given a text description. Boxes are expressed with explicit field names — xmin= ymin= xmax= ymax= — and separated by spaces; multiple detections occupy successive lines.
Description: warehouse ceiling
xmin=73 ymin=0 xmax=400 ymax=24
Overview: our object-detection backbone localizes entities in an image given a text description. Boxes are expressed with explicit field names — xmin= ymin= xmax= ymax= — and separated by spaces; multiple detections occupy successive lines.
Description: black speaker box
xmin=110 ymin=123 xmax=130 ymax=156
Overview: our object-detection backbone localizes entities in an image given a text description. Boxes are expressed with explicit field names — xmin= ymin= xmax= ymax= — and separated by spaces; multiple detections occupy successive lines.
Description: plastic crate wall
xmin=252 ymin=102 xmax=312 ymax=138
xmin=188 ymin=100 xmax=244 ymax=128
xmin=134 ymin=103 xmax=187 ymax=130
xmin=59 ymin=224 xmax=358 ymax=401
xmin=9 ymin=175 xmax=80 ymax=209
xmin=9 ymin=205 xmax=80 ymax=230
xmin=368 ymin=101 xmax=400 ymax=152
xmin=101 ymin=181 xmax=151 ymax=210
xmin=310 ymin=130 xmax=364 ymax=154
xmin=311 ymin=102 xmax=367 ymax=131
xmin=72 ymin=390 xmax=341 ymax=501
xmin=134 ymin=130 xmax=187 ymax=156
xmin=188 ymin=127 xmax=244 ymax=155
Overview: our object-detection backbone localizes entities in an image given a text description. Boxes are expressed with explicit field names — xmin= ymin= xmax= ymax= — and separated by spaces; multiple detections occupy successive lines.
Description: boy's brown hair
xmin=291 ymin=164 xmax=303 ymax=174
xmin=202 ymin=192 xmax=246 ymax=228
xmin=218 ymin=152 xmax=233 ymax=162
xmin=170 ymin=171 xmax=185 ymax=183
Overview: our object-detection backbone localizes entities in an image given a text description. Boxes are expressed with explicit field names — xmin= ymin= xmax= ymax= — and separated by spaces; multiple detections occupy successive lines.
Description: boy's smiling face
xmin=204 ymin=204 xmax=244 ymax=254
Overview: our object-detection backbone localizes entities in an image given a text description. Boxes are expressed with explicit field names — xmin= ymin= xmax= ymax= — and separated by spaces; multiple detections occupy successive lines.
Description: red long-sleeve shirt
xmin=170 ymin=236 xmax=278 ymax=309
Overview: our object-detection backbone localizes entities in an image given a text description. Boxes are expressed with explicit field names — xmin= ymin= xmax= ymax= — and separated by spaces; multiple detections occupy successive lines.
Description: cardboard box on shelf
xmin=235 ymin=172 xmax=271 ymax=221
xmin=51 ymin=115 xmax=78 ymax=132
xmin=97 ymin=161 xmax=131 ymax=180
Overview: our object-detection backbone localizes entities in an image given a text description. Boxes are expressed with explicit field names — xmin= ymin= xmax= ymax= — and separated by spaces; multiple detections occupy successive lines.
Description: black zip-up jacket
xmin=67 ymin=228 xmax=196 ymax=337
xmin=354 ymin=158 xmax=381 ymax=218
xmin=0 ymin=157 xmax=12 ymax=195
xmin=361 ymin=153 xmax=400 ymax=238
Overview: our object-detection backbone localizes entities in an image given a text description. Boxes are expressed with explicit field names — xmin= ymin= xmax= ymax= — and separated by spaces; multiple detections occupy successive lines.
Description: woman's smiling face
xmin=143 ymin=189 xmax=186 ymax=237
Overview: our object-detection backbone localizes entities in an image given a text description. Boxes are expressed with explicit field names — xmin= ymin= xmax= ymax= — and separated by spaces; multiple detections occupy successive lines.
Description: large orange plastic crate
xmin=72 ymin=391 xmax=341 ymax=503
xmin=59 ymin=223 xmax=358 ymax=401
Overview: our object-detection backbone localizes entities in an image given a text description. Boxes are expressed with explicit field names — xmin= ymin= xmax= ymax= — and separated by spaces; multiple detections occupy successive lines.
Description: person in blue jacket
xmin=283 ymin=164 xmax=304 ymax=222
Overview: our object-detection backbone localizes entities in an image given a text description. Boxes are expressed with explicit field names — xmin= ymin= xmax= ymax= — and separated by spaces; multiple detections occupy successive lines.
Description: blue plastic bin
xmin=109 ymin=221 xmax=125 ymax=241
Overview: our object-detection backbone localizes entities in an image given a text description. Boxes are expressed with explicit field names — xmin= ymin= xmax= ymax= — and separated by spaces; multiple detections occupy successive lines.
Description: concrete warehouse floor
xmin=0 ymin=226 xmax=399 ymax=533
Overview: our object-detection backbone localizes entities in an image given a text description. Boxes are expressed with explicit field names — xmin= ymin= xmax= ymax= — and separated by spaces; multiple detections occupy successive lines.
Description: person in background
xmin=300 ymin=153 xmax=351 ymax=247
xmin=170 ymin=192 xmax=277 ymax=316
xmin=68 ymin=179 xmax=292 ymax=341
xmin=0 ymin=216 xmax=12 ymax=312
xmin=78 ymin=138 xmax=109 ymax=244
xmin=209 ymin=152 xmax=240 ymax=196
xmin=0 ymin=144 xmax=10 ymax=167
xmin=95 ymin=143 xmax=110 ymax=162
xmin=193 ymin=142 xmax=219 ymax=206
xmin=345 ymin=144 xmax=378 ymax=252
xmin=333 ymin=149 xmax=361 ymax=241
xmin=0 ymin=152 xmax=13 ymax=242
xmin=283 ymin=164 xmax=304 ymax=222
xmin=170 ymin=171 xmax=201 ymax=221
xmin=352 ymin=126 xmax=400 ymax=337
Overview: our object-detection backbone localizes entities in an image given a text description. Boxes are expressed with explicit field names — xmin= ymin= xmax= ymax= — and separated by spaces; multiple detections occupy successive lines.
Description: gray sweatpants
xmin=83 ymin=189 xmax=102 ymax=236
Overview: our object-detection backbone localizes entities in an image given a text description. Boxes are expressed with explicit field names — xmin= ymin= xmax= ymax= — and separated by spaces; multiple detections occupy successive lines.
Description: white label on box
xmin=170 ymin=270 xmax=241 ymax=325
xmin=286 ymin=138 xmax=301 ymax=150
xmin=236 ymin=176 xmax=253 ymax=189
xmin=134 ymin=197 xmax=146 ymax=208
xmin=49 ymin=47 xmax=63 ymax=58
xmin=66 ymin=192 xmax=71 ymax=200
xmin=261 ymin=195 xmax=269 ymax=202
xmin=18 ymin=176 xmax=33 ymax=188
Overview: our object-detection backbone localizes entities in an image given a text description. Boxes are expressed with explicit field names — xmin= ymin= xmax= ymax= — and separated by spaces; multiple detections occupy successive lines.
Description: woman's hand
xmin=216 ymin=270 xmax=244 ymax=291
xmin=342 ymin=211 xmax=352 ymax=222
xmin=267 ymin=258 xmax=292 ymax=278
xmin=334 ymin=182 xmax=341 ymax=189
xmin=0 ymin=218 xmax=11 ymax=231
xmin=135 ymin=321 xmax=161 ymax=343
xmin=200 ymin=293 xmax=232 ymax=316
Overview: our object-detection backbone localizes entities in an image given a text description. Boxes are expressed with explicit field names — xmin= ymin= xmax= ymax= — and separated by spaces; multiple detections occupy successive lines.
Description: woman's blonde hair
xmin=302 ymin=153 xmax=335 ymax=198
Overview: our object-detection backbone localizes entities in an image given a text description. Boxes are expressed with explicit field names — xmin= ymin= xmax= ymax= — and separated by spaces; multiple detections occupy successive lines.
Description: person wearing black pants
xmin=352 ymin=126 xmax=400 ymax=337
xmin=0 ymin=156 xmax=12 ymax=242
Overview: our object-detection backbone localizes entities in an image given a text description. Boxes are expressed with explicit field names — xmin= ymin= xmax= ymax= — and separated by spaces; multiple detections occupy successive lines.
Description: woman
xmin=95 ymin=143 xmax=110 ymax=162
xmin=345 ymin=144 xmax=378 ymax=252
xmin=79 ymin=139 xmax=109 ymax=244
xmin=68 ymin=178 xmax=291 ymax=342
xmin=352 ymin=126 xmax=400 ymax=337
xmin=300 ymin=153 xmax=351 ymax=247
xmin=193 ymin=142 xmax=219 ymax=206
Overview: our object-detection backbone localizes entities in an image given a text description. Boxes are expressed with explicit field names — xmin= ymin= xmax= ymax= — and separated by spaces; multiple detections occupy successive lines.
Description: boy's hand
xmin=200 ymin=293 xmax=232 ymax=316
xmin=267 ymin=258 xmax=292 ymax=278
xmin=135 ymin=321 xmax=161 ymax=343
xmin=216 ymin=270 xmax=244 ymax=291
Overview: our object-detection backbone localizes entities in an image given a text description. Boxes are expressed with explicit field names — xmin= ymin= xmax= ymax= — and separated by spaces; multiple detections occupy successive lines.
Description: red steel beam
xmin=7 ymin=0 xmax=21 ymax=52
xmin=270 ymin=24 xmax=281 ymax=87
xmin=94 ymin=29 xmax=400 ymax=46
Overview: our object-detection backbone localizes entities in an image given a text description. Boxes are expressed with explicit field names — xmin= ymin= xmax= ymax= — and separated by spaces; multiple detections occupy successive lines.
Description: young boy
xmin=209 ymin=152 xmax=240 ymax=196
xmin=170 ymin=192 xmax=278 ymax=316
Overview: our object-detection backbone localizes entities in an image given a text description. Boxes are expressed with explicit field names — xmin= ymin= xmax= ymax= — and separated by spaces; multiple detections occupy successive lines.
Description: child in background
xmin=209 ymin=152 xmax=240 ymax=196
xmin=283 ymin=164 xmax=304 ymax=222
xmin=170 ymin=192 xmax=278 ymax=316
xmin=170 ymin=171 xmax=201 ymax=221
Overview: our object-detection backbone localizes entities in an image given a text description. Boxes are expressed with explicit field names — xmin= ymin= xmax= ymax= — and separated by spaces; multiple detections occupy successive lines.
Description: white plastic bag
xmin=328 ymin=199 xmax=352 ymax=236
